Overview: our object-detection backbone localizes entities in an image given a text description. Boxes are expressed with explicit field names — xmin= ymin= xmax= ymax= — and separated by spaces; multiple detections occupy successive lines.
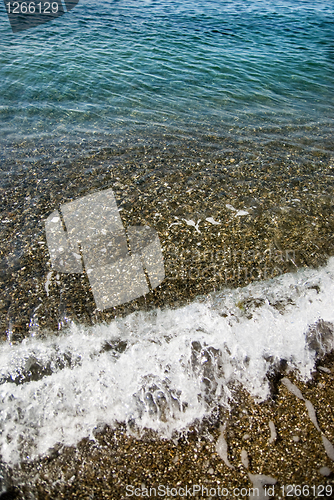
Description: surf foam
xmin=1 ymin=258 xmax=334 ymax=464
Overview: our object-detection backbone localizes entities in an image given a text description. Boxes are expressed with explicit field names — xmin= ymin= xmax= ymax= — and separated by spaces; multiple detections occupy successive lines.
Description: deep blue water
xmin=0 ymin=0 xmax=333 ymax=162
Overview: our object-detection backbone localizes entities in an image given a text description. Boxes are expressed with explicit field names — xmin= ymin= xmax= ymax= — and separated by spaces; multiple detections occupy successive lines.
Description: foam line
xmin=1 ymin=258 xmax=334 ymax=464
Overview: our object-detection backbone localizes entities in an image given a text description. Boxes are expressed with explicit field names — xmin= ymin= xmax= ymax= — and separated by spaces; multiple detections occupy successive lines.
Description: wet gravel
xmin=1 ymin=137 xmax=334 ymax=341
xmin=1 ymin=135 xmax=334 ymax=498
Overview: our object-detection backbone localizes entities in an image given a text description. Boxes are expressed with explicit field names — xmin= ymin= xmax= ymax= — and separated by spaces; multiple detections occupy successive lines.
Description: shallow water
xmin=0 ymin=0 xmax=334 ymax=488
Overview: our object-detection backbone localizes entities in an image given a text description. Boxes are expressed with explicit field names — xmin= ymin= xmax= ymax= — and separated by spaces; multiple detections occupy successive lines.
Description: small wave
xmin=0 ymin=258 xmax=334 ymax=464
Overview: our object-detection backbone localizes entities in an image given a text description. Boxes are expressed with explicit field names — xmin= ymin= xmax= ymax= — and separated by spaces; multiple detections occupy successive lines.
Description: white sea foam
xmin=1 ymin=258 xmax=334 ymax=464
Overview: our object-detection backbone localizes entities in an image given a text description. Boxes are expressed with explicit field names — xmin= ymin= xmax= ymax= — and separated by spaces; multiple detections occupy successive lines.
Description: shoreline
xmin=3 ymin=352 xmax=333 ymax=499
xmin=1 ymin=141 xmax=333 ymax=341
xmin=1 ymin=142 xmax=334 ymax=499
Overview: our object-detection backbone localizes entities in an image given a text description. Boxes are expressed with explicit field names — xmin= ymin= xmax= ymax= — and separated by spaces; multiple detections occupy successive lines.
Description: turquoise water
xmin=1 ymin=2 xmax=334 ymax=492
xmin=0 ymin=0 xmax=333 ymax=161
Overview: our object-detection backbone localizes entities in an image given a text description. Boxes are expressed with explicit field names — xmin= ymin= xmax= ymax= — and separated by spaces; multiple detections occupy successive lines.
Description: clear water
xmin=0 ymin=0 xmax=334 ymax=469
xmin=1 ymin=0 xmax=333 ymax=160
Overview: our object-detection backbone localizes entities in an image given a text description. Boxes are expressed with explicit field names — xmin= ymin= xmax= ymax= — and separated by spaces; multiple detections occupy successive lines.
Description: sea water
xmin=1 ymin=0 xmax=333 ymax=160
xmin=0 ymin=0 xmax=334 ymax=468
